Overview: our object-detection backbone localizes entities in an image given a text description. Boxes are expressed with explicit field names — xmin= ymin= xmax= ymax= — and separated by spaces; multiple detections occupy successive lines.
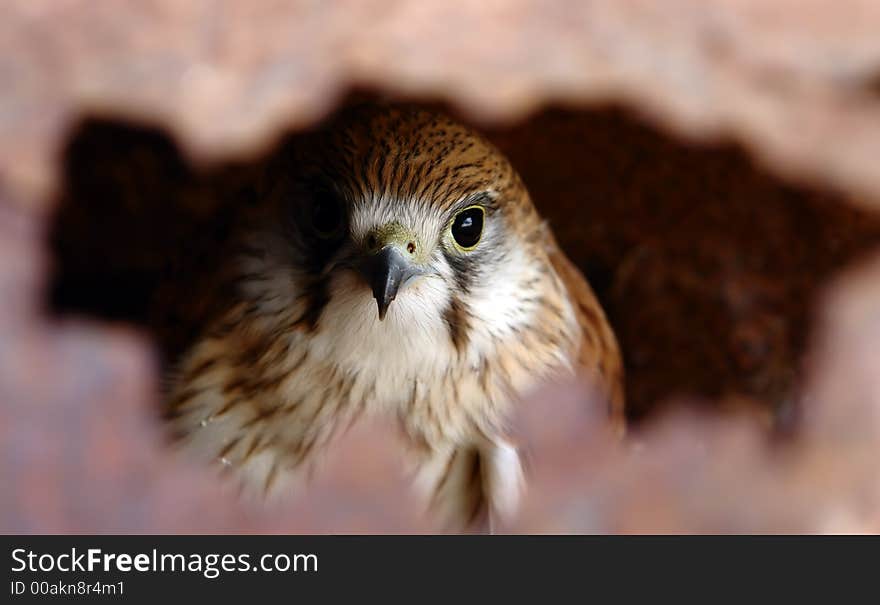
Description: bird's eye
xmin=450 ymin=206 xmax=485 ymax=250
xmin=310 ymin=192 xmax=344 ymax=238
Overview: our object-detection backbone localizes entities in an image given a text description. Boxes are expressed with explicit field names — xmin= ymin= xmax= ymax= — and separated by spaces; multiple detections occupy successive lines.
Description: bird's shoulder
xmin=540 ymin=225 xmax=626 ymax=431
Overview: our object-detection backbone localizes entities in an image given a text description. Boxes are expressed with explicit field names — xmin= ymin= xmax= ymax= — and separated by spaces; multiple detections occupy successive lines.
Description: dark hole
xmin=47 ymin=99 xmax=880 ymax=427
xmin=48 ymin=118 xmax=259 ymax=364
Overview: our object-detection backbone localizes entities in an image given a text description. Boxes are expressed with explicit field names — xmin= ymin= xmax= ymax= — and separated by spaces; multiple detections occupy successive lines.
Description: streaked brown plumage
xmin=165 ymin=104 xmax=623 ymax=529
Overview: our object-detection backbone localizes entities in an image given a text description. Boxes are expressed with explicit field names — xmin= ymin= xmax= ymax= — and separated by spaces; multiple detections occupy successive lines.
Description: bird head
xmin=246 ymin=104 xmax=549 ymax=363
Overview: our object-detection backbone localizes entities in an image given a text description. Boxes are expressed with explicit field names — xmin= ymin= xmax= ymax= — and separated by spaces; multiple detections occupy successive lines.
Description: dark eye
xmin=450 ymin=206 xmax=485 ymax=250
xmin=310 ymin=192 xmax=344 ymax=238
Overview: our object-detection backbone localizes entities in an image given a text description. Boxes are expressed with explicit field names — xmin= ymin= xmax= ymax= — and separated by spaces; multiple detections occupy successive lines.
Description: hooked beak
xmin=368 ymin=246 xmax=420 ymax=320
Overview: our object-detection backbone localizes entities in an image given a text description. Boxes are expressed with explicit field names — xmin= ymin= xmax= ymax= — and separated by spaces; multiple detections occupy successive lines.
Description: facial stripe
xmin=443 ymin=294 xmax=471 ymax=353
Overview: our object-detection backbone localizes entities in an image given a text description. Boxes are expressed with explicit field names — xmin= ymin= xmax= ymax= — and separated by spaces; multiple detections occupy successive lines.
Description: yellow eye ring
xmin=449 ymin=205 xmax=485 ymax=251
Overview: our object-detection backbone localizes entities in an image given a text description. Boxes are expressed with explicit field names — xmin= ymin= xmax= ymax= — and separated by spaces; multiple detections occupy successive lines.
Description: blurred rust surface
xmin=2 ymin=1 xmax=880 ymax=532
xmin=4 ymin=1 xmax=880 ymax=205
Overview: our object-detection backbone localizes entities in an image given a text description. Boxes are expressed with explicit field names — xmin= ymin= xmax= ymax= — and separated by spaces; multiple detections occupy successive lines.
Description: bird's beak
xmin=368 ymin=245 xmax=420 ymax=320
xmin=359 ymin=222 xmax=425 ymax=320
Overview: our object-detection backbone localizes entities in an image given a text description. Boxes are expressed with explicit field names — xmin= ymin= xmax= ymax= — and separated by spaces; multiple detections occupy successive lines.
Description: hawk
xmin=165 ymin=104 xmax=624 ymax=529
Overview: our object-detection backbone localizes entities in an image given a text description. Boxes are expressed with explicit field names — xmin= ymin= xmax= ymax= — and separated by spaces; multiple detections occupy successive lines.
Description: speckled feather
xmin=164 ymin=104 xmax=623 ymax=529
